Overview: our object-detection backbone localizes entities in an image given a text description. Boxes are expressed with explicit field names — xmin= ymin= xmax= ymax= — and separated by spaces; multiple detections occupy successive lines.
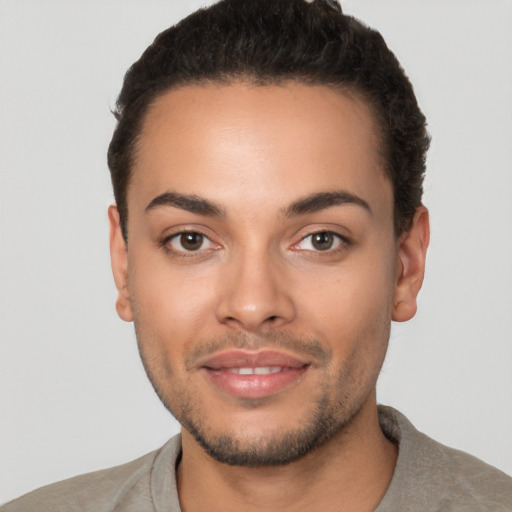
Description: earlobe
xmin=392 ymin=206 xmax=430 ymax=322
xmin=108 ymin=205 xmax=133 ymax=322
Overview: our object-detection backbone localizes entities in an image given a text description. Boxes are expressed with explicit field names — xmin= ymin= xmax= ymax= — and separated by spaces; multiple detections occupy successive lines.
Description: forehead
xmin=129 ymin=82 xmax=391 ymax=219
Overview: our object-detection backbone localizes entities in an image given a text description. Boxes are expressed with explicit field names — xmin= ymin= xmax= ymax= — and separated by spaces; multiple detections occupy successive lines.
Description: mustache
xmin=184 ymin=331 xmax=331 ymax=369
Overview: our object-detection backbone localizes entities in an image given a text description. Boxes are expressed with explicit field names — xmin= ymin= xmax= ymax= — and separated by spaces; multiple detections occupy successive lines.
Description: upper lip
xmin=196 ymin=350 xmax=310 ymax=370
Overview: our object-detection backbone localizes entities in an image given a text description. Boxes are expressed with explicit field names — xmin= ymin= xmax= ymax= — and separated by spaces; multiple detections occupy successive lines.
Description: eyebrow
xmin=144 ymin=189 xmax=371 ymax=218
xmin=284 ymin=190 xmax=372 ymax=217
xmin=145 ymin=191 xmax=225 ymax=217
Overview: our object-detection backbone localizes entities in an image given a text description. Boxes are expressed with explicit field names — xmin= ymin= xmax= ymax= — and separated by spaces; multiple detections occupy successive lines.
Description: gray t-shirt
xmin=2 ymin=406 xmax=511 ymax=511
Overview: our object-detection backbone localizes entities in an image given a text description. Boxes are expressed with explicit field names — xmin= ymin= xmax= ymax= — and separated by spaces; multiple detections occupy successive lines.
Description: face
xmin=109 ymin=83 xmax=428 ymax=466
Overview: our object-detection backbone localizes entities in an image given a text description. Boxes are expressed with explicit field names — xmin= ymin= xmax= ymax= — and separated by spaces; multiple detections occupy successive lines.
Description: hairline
xmin=121 ymin=75 xmax=393 ymax=241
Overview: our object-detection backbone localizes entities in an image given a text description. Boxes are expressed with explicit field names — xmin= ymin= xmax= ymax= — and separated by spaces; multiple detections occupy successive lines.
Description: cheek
xmin=295 ymin=249 xmax=396 ymax=350
xmin=127 ymin=255 xmax=218 ymax=351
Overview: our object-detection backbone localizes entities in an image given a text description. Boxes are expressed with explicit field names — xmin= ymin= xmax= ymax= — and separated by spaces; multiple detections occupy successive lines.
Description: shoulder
xmin=0 ymin=436 xmax=182 ymax=512
xmin=415 ymin=433 xmax=512 ymax=510
xmin=378 ymin=406 xmax=512 ymax=511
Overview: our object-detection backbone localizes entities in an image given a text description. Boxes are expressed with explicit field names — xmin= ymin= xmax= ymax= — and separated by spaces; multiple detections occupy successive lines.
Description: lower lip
xmin=202 ymin=367 xmax=308 ymax=399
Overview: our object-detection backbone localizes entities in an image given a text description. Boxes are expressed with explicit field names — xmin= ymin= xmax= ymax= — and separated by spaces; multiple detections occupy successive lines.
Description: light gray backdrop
xmin=1 ymin=0 xmax=511 ymax=504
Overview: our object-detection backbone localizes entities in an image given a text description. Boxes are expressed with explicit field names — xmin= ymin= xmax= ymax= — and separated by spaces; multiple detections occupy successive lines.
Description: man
xmin=2 ymin=0 xmax=511 ymax=510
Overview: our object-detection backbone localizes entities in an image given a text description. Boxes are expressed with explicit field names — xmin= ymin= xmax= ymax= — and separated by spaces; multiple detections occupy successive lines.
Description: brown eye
xmin=179 ymin=232 xmax=204 ymax=251
xmin=311 ymin=232 xmax=334 ymax=251
xmin=294 ymin=231 xmax=347 ymax=253
xmin=167 ymin=231 xmax=213 ymax=253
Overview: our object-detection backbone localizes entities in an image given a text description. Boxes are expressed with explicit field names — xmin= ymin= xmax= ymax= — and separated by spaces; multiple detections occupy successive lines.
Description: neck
xmin=177 ymin=394 xmax=397 ymax=512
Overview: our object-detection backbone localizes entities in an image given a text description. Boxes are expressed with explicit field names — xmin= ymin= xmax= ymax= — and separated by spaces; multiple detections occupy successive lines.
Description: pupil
xmin=312 ymin=232 xmax=333 ymax=250
xmin=181 ymin=233 xmax=203 ymax=251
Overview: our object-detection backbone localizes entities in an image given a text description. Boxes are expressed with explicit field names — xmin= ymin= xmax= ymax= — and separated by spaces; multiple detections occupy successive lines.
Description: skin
xmin=109 ymin=83 xmax=429 ymax=511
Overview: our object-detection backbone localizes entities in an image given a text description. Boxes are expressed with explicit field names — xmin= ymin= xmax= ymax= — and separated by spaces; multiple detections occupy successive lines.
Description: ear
xmin=108 ymin=205 xmax=133 ymax=322
xmin=392 ymin=206 xmax=430 ymax=322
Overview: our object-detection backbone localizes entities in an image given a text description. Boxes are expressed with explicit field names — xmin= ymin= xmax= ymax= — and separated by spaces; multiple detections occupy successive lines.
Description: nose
xmin=215 ymin=249 xmax=296 ymax=332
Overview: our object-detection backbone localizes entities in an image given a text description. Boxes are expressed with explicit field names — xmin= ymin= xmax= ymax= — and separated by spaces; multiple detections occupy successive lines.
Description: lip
xmin=198 ymin=349 xmax=310 ymax=370
xmin=198 ymin=349 xmax=310 ymax=399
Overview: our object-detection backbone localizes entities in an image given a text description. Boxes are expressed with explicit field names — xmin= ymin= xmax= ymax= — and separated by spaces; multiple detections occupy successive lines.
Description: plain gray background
xmin=1 ymin=0 xmax=511 ymax=504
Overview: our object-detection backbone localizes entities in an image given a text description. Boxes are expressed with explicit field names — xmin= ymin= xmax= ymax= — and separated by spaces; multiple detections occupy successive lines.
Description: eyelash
xmin=293 ymin=231 xmax=351 ymax=254
xmin=160 ymin=230 xmax=217 ymax=257
xmin=160 ymin=229 xmax=350 ymax=257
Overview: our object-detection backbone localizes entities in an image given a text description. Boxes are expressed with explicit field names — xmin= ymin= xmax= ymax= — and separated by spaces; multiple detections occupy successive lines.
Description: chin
xmin=177 ymin=392 xmax=365 ymax=467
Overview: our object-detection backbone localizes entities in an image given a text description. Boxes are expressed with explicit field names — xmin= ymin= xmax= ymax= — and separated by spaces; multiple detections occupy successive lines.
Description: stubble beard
xmin=175 ymin=385 xmax=363 ymax=466
xmin=135 ymin=331 xmax=380 ymax=468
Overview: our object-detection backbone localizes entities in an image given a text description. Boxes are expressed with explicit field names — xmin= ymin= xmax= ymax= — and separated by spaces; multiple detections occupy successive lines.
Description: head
xmin=108 ymin=0 xmax=430 ymax=467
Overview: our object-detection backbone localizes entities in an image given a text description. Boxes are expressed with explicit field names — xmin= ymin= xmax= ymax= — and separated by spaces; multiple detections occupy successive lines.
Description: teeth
xmin=227 ymin=367 xmax=283 ymax=375
xmin=255 ymin=367 xmax=282 ymax=375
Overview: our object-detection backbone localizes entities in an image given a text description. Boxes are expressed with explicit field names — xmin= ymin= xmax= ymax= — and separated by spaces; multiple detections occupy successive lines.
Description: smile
xmin=198 ymin=349 xmax=310 ymax=399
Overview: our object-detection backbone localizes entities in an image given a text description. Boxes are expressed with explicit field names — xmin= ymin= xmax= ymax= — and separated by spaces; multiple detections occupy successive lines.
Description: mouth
xmin=198 ymin=350 xmax=310 ymax=399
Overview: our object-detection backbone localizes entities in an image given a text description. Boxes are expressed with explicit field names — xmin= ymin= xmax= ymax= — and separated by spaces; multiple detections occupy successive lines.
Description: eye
xmin=295 ymin=231 xmax=347 ymax=252
xmin=167 ymin=231 xmax=215 ymax=252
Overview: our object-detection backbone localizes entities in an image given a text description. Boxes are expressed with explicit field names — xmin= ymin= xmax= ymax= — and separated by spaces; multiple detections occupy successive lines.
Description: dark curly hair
xmin=108 ymin=0 xmax=430 ymax=240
